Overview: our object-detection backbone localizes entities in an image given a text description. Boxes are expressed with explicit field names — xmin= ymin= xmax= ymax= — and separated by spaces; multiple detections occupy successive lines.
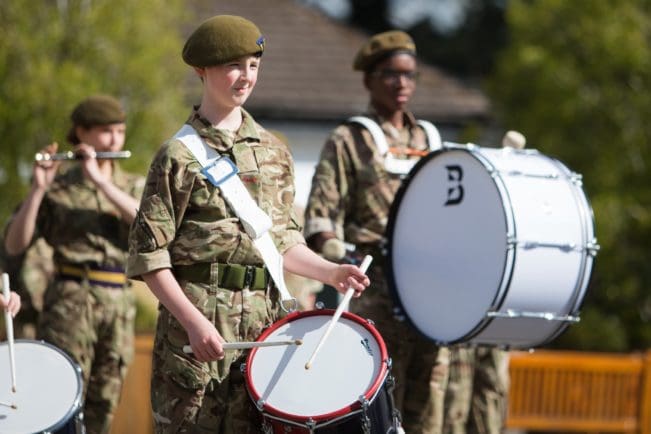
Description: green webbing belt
xmin=173 ymin=263 xmax=269 ymax=290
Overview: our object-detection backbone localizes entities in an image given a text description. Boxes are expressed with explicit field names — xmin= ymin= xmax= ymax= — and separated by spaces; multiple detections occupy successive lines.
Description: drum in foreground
xmin=386 ymin=145 xmax=599 ymax=348
xmin=0 ymin=340 xmax=84 ymax=434
xmin=245 ymin=310 xmax=397 ymax=433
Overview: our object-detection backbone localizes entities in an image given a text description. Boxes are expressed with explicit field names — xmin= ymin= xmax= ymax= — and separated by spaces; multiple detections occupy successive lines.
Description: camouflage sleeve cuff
xmin=276 ymin=229 xmax=306 ymax=255
xmin=126 ymin=249 xmax=172 ymax=280
xmin=304 ymin=217 xmax=339 ymax=240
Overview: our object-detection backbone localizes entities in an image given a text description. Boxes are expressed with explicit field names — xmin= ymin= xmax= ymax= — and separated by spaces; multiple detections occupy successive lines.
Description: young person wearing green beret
xmin=304 ymin=30 xmax=450 ymax=434
xmin=4 ymin=94 xmax=144 ymax=433
xmin=126 ymin=15 xmax=369 ymax=433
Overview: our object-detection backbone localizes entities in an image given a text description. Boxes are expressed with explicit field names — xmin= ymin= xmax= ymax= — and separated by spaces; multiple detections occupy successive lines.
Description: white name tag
xmin=202 ymin=157 xmax=239 ymax=186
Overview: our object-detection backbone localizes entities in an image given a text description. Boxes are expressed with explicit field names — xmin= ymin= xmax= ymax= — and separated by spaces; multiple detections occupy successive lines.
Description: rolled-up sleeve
xmin=127 ymin=141 xmax=190 ymax=279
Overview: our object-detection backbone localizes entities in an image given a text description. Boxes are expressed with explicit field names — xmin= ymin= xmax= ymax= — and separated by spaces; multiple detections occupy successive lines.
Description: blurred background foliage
xmin=1 ymin=0 xmax=651 ymax=351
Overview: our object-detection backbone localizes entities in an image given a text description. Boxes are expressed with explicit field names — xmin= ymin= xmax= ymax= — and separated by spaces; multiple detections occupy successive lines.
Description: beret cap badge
xmin=182 ymin=15 xmax=265 ymax=67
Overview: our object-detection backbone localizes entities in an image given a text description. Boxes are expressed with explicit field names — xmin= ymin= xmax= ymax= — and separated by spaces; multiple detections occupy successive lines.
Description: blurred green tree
xmin=487 ymin=0 xmax=651 ymax=351
xmin=0 ymin=0 xmax=190 ymax=224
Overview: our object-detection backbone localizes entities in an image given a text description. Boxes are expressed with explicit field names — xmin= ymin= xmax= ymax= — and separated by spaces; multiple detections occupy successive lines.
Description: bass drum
xmin=385 ymin=144 xmax=599 ymax=348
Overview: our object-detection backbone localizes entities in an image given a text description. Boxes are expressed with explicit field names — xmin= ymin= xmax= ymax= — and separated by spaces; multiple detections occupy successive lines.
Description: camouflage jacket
xmin=127 ymin=108 xmax=305 ymax=279
xmin=304 ymin=110 xmax=430 ymax=248
xmin=23 ymin=164 xmax=144 ymax=269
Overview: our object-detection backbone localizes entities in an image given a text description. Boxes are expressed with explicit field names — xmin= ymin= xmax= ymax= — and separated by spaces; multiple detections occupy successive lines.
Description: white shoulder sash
xmin=173 ymin=125 xmax=295 ymax=309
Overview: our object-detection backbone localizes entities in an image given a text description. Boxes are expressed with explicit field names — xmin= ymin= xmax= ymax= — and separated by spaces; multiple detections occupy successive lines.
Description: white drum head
xmin=246 ymin=311 xmax=387 ymax=420
xmin=0 ymin=340 xmax=82 ymax=433
xmin=387 ymin=149 xmax=510 ymax=343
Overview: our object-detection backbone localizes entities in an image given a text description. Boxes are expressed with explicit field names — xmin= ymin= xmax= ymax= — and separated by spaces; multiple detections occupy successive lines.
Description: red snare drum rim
xmin=245 ymin=309 xmax=389 ymax=424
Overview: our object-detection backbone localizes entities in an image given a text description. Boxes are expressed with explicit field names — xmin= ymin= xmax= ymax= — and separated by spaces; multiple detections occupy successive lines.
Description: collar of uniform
xmin=186 ymin=107 xmax=260 ymax=153
xmin=365 ymin=106 xmax=418 ymax=135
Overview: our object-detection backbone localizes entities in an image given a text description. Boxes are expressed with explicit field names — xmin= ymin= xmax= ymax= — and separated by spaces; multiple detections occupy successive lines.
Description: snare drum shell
xmin=244 ymin=310 xmax=391 ymax=430
xmin=385 ymin=146 xmax=597 ymax=348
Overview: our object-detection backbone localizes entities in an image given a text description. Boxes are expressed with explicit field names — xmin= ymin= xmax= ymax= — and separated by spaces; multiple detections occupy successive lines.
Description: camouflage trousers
xmin=443 ymin=346 xmax=510 ymax=434
xmin=150 ymin=279 xmax=278 ymax=434
xmin=350 ymin=266 xmax=450 ymax=434
xmin=37 ymin=278 xmax=136 ymax=434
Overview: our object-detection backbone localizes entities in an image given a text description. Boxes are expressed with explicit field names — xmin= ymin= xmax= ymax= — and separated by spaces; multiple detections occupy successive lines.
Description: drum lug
xmin=587 ymin=239 xmax=601 ymax=256
xmin=358 ymin=396 xmax=372 ymax=434
xmin=391 ymin=307 xmax=406 ymax=322
xmin=365 ymin=317 xmax=376 ymax=326
xmin=255 ymin=398 xmax=266 ymax=411
xmin=306 ymin=418 xmax=317 ymax=432
xmin=239 ymin=362 xmax=247 ymax=375
xmin=570 ymin=172 xmax=583 ymax=186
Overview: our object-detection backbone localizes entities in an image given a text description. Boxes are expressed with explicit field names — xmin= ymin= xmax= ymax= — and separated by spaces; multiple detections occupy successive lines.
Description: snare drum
xmin=245 ymin=310 xmax=398 ymax=433
xmin=0 ymin=340 xmax=84 ymax=433
xmin=386 ymin=145 xmax=599 ymax=348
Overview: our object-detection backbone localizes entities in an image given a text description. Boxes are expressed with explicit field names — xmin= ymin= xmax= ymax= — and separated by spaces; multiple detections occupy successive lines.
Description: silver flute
xmin=34 ymin=150 xmax=132 ymax=161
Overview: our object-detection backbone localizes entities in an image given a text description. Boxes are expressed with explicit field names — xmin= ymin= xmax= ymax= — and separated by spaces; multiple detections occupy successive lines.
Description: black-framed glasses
xmin=371 ymin=69 xmax=419 ymax=83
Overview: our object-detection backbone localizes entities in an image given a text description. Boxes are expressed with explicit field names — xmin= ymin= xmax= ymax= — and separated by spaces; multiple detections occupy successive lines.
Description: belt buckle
xmin=243 ymin=266 xmax=255 ymax=289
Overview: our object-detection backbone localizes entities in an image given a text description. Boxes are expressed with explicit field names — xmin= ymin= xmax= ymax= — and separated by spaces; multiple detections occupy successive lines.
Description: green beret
xmin=353 ymin=30 xmax=416 ymax=72
xmin=70 ymin=95 xmax=126 ymax=127
xmin=182 ymin=15 xmax=265 ymax=67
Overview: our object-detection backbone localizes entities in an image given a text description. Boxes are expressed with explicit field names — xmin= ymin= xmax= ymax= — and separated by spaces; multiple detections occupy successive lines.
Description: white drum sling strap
xmin=173 ymin=125 xmax=295 ymax=310
xmin=348 ymin=116 xmax=442 ymax=175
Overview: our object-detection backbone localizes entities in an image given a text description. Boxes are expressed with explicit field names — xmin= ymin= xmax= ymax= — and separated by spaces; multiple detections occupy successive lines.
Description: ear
xmin=193 ymin=66 xmax=205 ymax=78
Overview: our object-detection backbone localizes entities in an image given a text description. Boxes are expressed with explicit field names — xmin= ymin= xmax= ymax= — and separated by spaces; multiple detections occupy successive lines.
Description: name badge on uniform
xmin=202 ymin=156 xmax=239 ymax=187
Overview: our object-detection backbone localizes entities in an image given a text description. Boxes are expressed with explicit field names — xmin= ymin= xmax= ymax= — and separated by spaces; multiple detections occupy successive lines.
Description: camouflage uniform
xmin=304 ymin=111 xmax=450 ymax=434
xmin=443 ymin=346 xmax=509 ymax=434
xmin=5 ymin=163 xmax=144 ymax=434
xmin=127 ymin=108 xmax=304 ymax=434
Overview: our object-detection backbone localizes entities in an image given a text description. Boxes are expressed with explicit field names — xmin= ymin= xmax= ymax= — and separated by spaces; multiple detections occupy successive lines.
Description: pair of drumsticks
xmin=184 ymin=256 xmax=373 ymax=370
xmin=2 ymin=273 xmax=18 ymax=410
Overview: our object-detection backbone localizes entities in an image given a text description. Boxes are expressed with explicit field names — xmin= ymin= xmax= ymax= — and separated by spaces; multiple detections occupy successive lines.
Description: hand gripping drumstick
xmin=183 ymin=339 xmax=302 ymax=354
xmin=2 ymin=273 xmax=16 ymax=393
xmin=305 ymin=255 xmax=373 ymax=370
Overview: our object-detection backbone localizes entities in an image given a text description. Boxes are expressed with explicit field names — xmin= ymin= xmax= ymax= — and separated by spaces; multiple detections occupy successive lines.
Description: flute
xmin=34 ymin=150 xmax=132 ymax=161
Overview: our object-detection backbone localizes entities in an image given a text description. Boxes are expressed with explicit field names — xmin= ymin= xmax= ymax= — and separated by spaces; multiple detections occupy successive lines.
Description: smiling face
xmin=196 ymin=54 xmax=261 ymax=111
xmin=364 ymin=53 xmax=417 ymax=116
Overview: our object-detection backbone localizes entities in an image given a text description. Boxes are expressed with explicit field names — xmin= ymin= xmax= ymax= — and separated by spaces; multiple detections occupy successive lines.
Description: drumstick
xmin=305 ymin=255 xmax=373 ymax=370
xmin=0 ymin=400 xmax=17 ymax=409
xmin=2 ymin=273 xmax=16 ymax=393
xmin=182 ymin=339 xmax=302 ymax=354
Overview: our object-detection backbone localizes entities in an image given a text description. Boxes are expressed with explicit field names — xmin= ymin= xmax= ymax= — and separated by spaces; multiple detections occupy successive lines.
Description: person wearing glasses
xmin=304 ymin=30 xmax=449 ymax=434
